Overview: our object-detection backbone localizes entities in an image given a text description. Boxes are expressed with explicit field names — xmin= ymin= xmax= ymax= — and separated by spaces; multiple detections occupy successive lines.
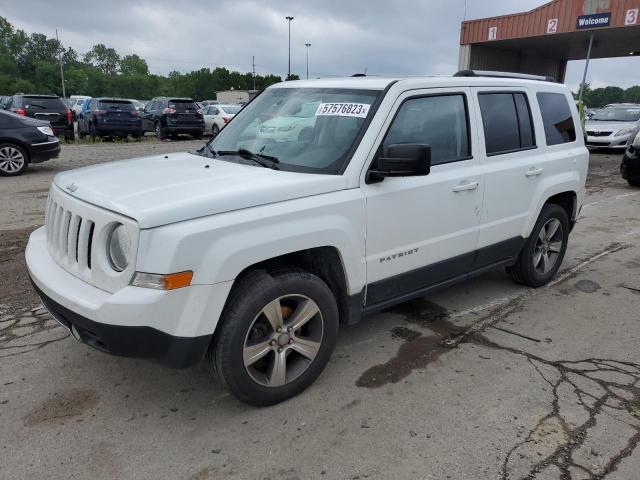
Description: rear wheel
xmin=209 ymin=269 xmax=339 ymax=406
xmin=155 ymin=122 xmax=166 ymax=140
xmin=507 ymin=204 xmax=569 ymax=287
xmin=212 ymin=124 xmax=220 ymax=137
xmin=628 ymin=179 xmax=640 ymax=187
xmin=193 ymin=131 xmax=203 ymax=140
xmin=89 ymin=124 xmax=97 ymax=142
xmin=0 ymin=143 xmax=29 ymax=176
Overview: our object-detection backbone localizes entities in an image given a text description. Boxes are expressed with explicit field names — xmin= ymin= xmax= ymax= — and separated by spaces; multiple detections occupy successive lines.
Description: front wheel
xmin=211 ymin=124 xmax=220 ymax=137
xmin=628 ymin=178 xmax=640 ymax=187
xmin=209 ymin=270 xmax=339 ymax=406
xmin=507 ymin=204 xmax=569 ymax=287
xmin=155 ymin=122 xmax=166 ymax=140
xmin=0 ymin=143 xmax=29 ymax=176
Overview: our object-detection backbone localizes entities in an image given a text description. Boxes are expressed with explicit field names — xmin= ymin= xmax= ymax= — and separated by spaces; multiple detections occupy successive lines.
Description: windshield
xmin=23 ymin=96 xmax=66 ymax=111
xmin=206 ymin=87 xmax=381 ymax=174
xmin=592 ymin=107 xmax=640 ymax=122
xmin=98 ymin=100 xmax=135 ymax=111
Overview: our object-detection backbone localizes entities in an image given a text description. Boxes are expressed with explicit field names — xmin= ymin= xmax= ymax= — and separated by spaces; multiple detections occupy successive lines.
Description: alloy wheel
xmin=0 ymin=146 xmax=25 ymax=174
xmin=243 ymin=295 xmax=324 ymax=388
xmin=533 ymin=218 xmax=563 ymax=275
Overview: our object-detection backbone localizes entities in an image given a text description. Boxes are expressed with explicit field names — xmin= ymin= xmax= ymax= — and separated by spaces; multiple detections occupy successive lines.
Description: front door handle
xmin=525 ymin=167 xmax=544 ymax=177
xmin=453 ymin=181 xmax=479 ymax=192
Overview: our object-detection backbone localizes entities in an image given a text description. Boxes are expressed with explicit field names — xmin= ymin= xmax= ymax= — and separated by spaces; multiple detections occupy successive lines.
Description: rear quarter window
xmin=536 ymin=92 xmax=576 ymax=146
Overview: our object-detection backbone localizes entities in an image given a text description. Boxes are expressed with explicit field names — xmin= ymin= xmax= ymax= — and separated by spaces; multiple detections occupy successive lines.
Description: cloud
xmin=1 ymin=0 xmax=638 ymax=89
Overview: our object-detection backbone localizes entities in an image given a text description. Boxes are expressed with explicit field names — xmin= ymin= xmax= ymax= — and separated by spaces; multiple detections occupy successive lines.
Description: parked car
xmin=620 ymin=131 xmax=640 ymax=187
xmin=67 ymin=96 xmax=91 ymax=120
xmin=0 ymin=109 xmax=60 ymax=176
xmin=585 ymin=104 xmax=640 ymax=149
xmin=200 ymin=100 xmax=219 ymax=107
xmin=26 ymin=72 xmax=587 ymax=405
xmin=203 ymin=104 xmax=241 ymax=136
xmin=4 ymin=94 xmax=74 ymax=141
xmin=77 ymin=98 xmax=142 ymax=141
xmin=1 ymin=95 xmax=12 ymax=110
xmin=255 ymin=101 xmax=320 ymax=143
xmin=129 ymin=99 xmax=146 ymax=112
xmin=141 ymin=97 xmax=204 ymax=140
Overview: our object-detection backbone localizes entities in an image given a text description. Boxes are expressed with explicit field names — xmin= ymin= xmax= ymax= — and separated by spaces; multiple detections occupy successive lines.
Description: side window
xmin=537 ymin=92 xmax=576 ymax=146
xmin=211 ymin=107 xmax=219 ymax=115
xmin=478 ymin=92 xmax=536 ymax=156
xmin=382 ymin=94 xmax=471 ymax=166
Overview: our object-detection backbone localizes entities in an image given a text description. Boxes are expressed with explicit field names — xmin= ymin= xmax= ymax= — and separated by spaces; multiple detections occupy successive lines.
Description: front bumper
xmin=30 ymin=138 xmax=61 ymax=164
xmin=586 ymin=134 xmax=632 ymax=149
xmin=621 ymin=147 xmax=640 ymax=181
xmin=26 ymin=227 xmax=233 ymax=368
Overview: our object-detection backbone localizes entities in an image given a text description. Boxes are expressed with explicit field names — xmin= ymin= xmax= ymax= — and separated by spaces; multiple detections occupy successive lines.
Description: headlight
xmin=615 ymin=128 xmax=635 ymax=137
xmin=633 ymin=131 xmax=640 ymax=147
xmin=107 ymin=224 xmax=131 ymax=272
xmin=36 ymin=126 xmax=54 ymax=136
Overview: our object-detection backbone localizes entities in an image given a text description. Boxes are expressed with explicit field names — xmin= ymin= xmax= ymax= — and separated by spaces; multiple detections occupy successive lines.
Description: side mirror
xmin=368 ymin=144 xmax=431 ymax=183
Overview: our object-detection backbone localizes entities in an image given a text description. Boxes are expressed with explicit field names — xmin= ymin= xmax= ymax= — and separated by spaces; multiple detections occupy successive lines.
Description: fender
xmin=136 ymin=189 xmax=367 ymax=296
xmin=521 ymin=169 xmax=580 ymax=238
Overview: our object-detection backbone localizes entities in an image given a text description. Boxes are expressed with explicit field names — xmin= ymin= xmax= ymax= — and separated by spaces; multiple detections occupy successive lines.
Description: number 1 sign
xmin=488 ymin=26 xmax=497 ymax=40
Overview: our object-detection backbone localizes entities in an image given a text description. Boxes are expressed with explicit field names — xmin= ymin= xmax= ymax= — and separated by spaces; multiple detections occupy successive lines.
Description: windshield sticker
xmin=315 ymin=103 xmax=371 ymax=118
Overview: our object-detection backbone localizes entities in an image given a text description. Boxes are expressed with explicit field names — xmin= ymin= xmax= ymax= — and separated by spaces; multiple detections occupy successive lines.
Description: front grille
xmin=44 ymin=185 xmax=139 ymax=293
xmin=46 ymin=197 xmax=95 ymax=271
xmin=586 ymin=131 xmax=612 ymax=137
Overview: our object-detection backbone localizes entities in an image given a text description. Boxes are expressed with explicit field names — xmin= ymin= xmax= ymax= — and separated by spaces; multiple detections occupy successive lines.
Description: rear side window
xmin=537 ymin=93 xmax=576 ymax=145
xmin=382 ymin=94 xmax=471 ymax=166
xmin=479 ymin=92 xmax=536 ymax=155
xmin=169 ymin=100 xmax=198 ymax=112
xmin=21 ymin=96 xmax=66 ymax=111
xmin=98 ymin=100 xmax=135 ymax=111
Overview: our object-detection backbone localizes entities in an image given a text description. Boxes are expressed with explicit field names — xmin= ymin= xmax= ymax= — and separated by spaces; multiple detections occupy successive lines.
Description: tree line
xmin=0 ymin=16 xmax=289 ymax=100
xmin=575 ymin=83 xmax=640 ymax=108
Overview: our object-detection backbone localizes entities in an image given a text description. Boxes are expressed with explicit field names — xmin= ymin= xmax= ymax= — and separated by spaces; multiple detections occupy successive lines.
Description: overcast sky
xmin=2 ymin=0 xmax=638 ymax=90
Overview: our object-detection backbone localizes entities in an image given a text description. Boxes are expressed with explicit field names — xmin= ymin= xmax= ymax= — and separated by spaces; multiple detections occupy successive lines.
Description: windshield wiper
xmin=216 ymin=148 xmax=280 ymax=169
xmin=194 ymin=142 xmax=216 ymax=158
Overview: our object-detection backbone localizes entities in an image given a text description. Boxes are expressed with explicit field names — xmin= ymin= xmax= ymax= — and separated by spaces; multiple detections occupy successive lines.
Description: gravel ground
xmin=1 ymin=143 xmax=639 ymax=480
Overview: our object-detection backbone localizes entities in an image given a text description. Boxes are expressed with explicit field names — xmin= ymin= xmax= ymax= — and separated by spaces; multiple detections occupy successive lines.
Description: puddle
xmin=356 ymin=298 xmax=463 ymax=388
xmin=575 ymin=279 xmax=601 ymax=293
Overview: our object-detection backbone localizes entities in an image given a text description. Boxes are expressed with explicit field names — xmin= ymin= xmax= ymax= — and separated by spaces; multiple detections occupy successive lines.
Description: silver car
xmin=585 ymin=104 xmax=640 ymax=149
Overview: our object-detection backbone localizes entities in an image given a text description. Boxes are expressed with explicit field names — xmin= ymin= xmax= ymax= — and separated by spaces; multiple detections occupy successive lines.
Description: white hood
xmin=53 ymin=152 xmax=347 ymax=228
xmin=585 ymin=120 xmax=639 ymax=133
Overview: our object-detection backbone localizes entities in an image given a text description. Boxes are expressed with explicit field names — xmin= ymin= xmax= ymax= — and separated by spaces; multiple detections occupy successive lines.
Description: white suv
xmin=26 ymin=72 xmax=588 ymax=405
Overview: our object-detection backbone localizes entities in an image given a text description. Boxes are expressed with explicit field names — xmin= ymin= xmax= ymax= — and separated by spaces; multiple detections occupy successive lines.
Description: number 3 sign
xmin=626 ymin=9 xmax=638 ymax=25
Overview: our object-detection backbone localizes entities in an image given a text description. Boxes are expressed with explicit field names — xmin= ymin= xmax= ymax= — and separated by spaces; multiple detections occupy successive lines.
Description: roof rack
xmin=454 ymin=70 xmax=556 ymax=83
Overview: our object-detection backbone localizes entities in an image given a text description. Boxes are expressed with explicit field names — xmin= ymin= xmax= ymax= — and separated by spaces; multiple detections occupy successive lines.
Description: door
xmin=141 ymin=101 xmax=156 ymax=131
xmin=362 ymin=88 xmax=484 ymax=306
xmin=471 ymin=88 xmax=545 ymax=261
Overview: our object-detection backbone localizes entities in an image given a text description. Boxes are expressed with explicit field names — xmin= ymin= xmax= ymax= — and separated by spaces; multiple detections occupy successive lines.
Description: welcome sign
xmin=576 ymin=12 xmax=611 ymax=29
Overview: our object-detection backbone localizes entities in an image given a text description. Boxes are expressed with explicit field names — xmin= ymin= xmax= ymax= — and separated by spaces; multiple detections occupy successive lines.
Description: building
xmin=215 ymin=89 xmax=259 ymax=104
xmin=459 ymin=0 xmax=640 ymax=82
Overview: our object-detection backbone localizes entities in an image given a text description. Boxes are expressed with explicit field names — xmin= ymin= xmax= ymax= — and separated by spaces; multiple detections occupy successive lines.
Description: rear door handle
xmin=453 ymin=181 xmax=479 ymax=192
xmin=525 ymin=167 xmax=544 ymax=177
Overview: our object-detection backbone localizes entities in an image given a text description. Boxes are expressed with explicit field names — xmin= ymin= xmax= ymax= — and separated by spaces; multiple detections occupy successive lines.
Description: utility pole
xmin=252 ymin=55 xmax=256 ymax=90
xmin=578 ymin=33 xmax=594 ymax=105
xmin=55 ymin=29 xmax=66 ymax=98
xmin=285 ymin=16 xmax=294 ymax=79
xmin=305 ymin=43 xmax=311 ymax=79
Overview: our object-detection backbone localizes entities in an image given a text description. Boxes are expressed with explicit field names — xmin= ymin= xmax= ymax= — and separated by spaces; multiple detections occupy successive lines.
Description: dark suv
xmin=78 ymin=98 xmax=142 ymax=141
xmin=141 ymin=97 xmax=204 ymax=140
xmin=4 ymin=94 xmax=74 ymax=141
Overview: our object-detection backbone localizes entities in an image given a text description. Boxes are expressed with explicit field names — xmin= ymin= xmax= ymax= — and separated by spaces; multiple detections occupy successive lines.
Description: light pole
xmin=285 ymin=16 xmax=294 ymax=79
xmin=305 ymin=43 xmax=311 ymax=79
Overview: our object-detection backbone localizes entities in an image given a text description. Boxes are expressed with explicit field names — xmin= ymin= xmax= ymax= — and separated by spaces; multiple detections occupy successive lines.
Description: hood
xmin=585 ymin=120 xmax=639 ymax=133
xmin=53 ymin=152 xmax=347 ymax=229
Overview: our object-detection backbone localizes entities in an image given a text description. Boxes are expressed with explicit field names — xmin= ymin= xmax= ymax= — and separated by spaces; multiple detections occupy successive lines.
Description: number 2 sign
xmin=547 ymin=18 xmax=558 ymax=33
xmin=488 ymin=26 xmax=497 ymax=40
xmin=626 ymin=9 xmax=638 ymax=26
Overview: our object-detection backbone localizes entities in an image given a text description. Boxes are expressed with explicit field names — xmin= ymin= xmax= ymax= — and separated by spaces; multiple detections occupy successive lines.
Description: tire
xmin=193 ymin=131 xmax=203 ymax=140
xmin=628 ymin=179 xmax=640 ymax=187
xmin=0 ymin=143 xmax=29 ymax=176
xmin=507 ymin=203 xmax=569 ymax=288
xmin=78 ymin=128 xmax=86 ymax=139
xmin=89 ymin=124 xmax=97 ymax=142
xmin=209 ymin=269 xmax=339 ymax=406
xmin=155 ymin=122 xmax=166 ymax=140
xmin=212 ymin=124 xmax=220 ymax=137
